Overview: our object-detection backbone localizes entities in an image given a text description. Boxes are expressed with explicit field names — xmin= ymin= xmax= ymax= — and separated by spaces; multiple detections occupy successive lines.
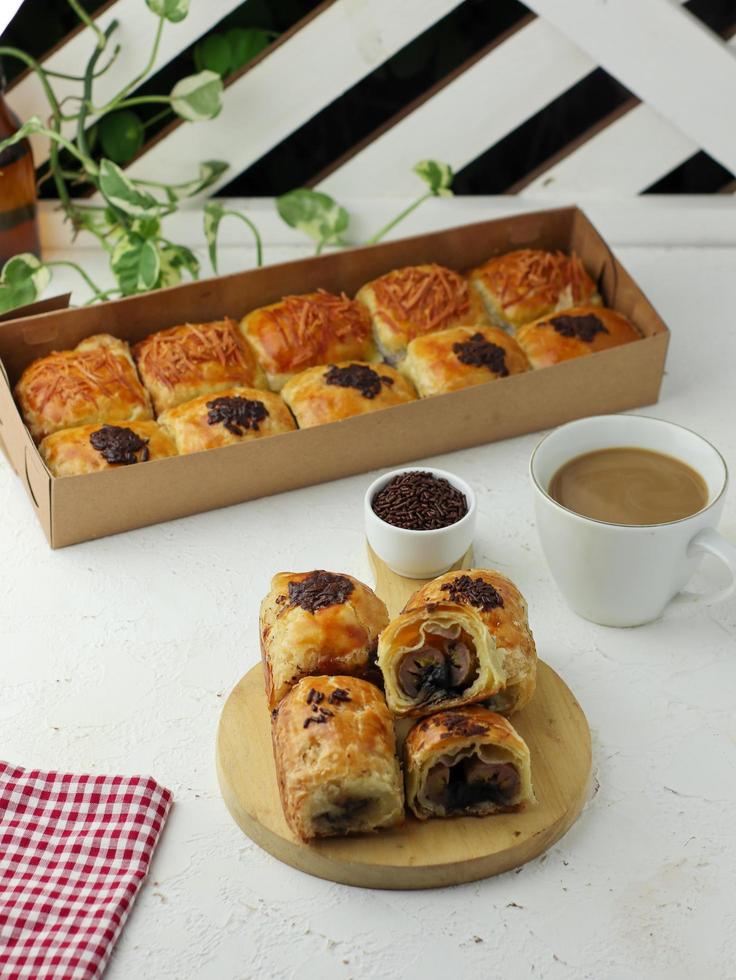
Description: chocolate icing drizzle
xmin=323 ymin=363 xmax=394 ymax=400
xmin=452 ymin=333 xmax=509 ymax=376
xmin=89 ymin=425 xmax=149 ymax=465
xmin=441 ymin=575 xmax=504 ymax=611
xmin=206 ymin=395 xmax=269 ymax=435
xmin=288 ymin=570 xmax=355 ymax=613
xmin=549 ymin=313 xmax=608 ymax=343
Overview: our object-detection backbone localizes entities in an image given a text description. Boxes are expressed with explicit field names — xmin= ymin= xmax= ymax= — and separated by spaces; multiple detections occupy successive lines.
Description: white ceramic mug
xmin=529 ymin=415 xmax=736 ymax=627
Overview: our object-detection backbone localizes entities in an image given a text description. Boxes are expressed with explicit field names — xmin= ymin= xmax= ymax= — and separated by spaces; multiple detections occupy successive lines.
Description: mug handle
xmin=681 ymin=527 xmax=736 ymax=605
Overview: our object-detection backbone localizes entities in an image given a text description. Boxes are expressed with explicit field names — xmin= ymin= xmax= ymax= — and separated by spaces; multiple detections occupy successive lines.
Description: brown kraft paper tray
xmin=0 ymin=207 xmax=669 ymax=548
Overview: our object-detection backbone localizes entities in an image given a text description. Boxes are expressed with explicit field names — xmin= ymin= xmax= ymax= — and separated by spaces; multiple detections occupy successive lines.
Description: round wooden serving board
xmin=216 ymin=548 xmax=592 ymax=889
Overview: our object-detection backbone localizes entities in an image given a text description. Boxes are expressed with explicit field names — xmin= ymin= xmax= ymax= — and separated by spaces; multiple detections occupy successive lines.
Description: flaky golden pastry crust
xmin=515 ymin=305 xmax=640 ymax=369
xmin=260 ymin=570 xmax=389 ymax=710
xmin=38 ymin=420 xmax=177 ymax=477
xmin=469 ymin=249 xmax=600 ymax=331
xmin=15 ymin=334 xmax=153 ymax=443
xmin=133 ymin=318 xmax=266 ymax=415
xmin=281 ymin=361 xmax=416 ymax=428
xmin=402 ymin=324 xmax=529 ymax=397
xmin=272 ymin=675 xmax=404 ymax=841
xmin=158 ymin=386 xmax=295 ymax=454
xmin=407 ymin=569 xmax=537 ymax=715
xmin=240 ymin=290 xmax=376 ymax=390
xmin=404 ymin=705 xmax=535 ymax=820
xmin=377 ymin=601 xmax=506 ymax=718
xmin=355 ymin=264 xmax=489 ymax=362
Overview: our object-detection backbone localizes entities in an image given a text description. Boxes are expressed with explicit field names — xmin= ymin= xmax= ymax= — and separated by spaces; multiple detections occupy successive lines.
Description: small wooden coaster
xmin=216 ymin=550 xmax=592 ymax=889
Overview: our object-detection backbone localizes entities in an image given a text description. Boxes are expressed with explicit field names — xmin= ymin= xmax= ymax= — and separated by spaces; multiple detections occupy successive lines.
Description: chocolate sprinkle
xmin=324 ymin=363 xmax=394 ymax=400
xmin=372 ymin=470 xmax=468 ymax=531
xmin=328 ymin=688 xmax=351 ymax=704
xmin=89 ymin=425 xmax=150 ymax=465
xmin=306 ymin=688 xmax=324 ymax=705
xmin=303 ymin=706 xmax=333 ymax=727
xmin=549 ymin=313 xmax=608 ymax=343
xmin=206 ymin=395 xmax=268 ymax=435
xmin=288 ymin=571 xmax=355 ymax=614
xmin=452 ymin=333 xmax=509 ymax=376
xmin=441 ymin=575 xmax=504 ymax=611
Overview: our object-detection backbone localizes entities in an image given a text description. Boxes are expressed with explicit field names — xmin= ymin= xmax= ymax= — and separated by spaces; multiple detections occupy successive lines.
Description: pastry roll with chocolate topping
xmin=405 ymin=706 xmax=535 ymax=820
xmin=407 ymin=569 xmax=537 ymax=714
xmin=515 ymin=305 xmax=640 ymax=369
xmin=39 ymin=420 xmax=176 ymax=476
xmin=272 ymin=675 xmax=404 ymax=841
xmin=260 ymin=570 xmax=389 ymax=709
xmin=281 ymin=361 xmax=416 ymax=428
xmin=468 ymin=249 xmax=600 ymax=332
xmin=15 ymin=334 xmax=153 ymax=443
xmin=377 ymin=602 xmax=506 ymax=718
xmin=403 ymin=324 xmax=529 ymax=398
xmin=240 ymin=290 xmax=376 ymax=390
xmin=133 ymin=318 xmax=266 ymax=415
xmin=158 ymin=386 xmax=295 ymax=454
xmin=355 ymin=264 xmax=489 ymax=363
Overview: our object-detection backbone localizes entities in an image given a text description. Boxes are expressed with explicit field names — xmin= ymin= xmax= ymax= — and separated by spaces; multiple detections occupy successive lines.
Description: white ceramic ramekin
xmin=364 ymin=466 xmax=477 ymax=579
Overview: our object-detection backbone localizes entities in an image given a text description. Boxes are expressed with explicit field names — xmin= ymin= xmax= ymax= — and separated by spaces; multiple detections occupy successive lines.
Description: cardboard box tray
xmin=0 ymin=207 xmax=669 ymax=548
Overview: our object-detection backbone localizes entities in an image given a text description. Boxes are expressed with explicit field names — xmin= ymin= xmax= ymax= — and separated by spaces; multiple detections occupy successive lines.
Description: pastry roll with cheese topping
xmin=272 ymin=675 xmax=404 ymax=841
xmin=158 ymin=386 xmax=295 ymax=454
xmin=469 ymin=249 xmax=600 ymax=332
xmin=405 ymin=706 xmax=534 ymax=819
xmin=240 ymin=290 xmax=376 ymax=390
xmin=408 ymin=570 xmax=537 ymax=715
xmin=281 ymin=361 xmax=416 ymax=428
xmin=39 ymin=420 xmax=176 ymax=476
xmin=355 ymin=263 xmax=489 ymax=363
xmin=377 ymin=602 xmax=506 ymax=718
xmin=15 ymin=334 xmax=152 ymax=443
xmin=133 ymin=318 xmax=266 ymax=415
xmin=403 ymin=325 xmax=529 ymax=397
xmin=515 ymin=305 xmax=640 ymax=369
xmin=260 ymin=570 xmax=389 ymax=710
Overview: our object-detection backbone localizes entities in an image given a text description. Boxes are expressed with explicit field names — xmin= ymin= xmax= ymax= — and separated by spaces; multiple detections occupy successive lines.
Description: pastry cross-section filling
xmin=425 ymin=756 xmax=520 ymax=810
xmin=89 ymin=425 xmax=150 ymax=464
xmin=314 ymin=796 xmax=373 ymax=833
xmin=397 ymin=624 xmax=479 ymax=702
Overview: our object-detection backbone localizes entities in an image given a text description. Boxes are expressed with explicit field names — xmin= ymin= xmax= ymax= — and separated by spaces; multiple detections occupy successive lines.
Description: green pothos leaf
xmin=414 ymin=159 xmax=454 ymax=197
xmin=98 ymin=159 xmax=158 ymax=217
xmin=203 ymin=201 xmax=225 ymax=273
xmin=0 ymin=253 xmax=51 ymax=314
xmin=98 ymin=110 xmax=144 ymax=165
xmin=226 ymin=28 xmax=270 ymax=71
xmin=276 ymin=189 xmax=348 ymax=246
xmin=193 ymin=33 xmax=231 ymax=77
xmin=170 ymin=71 xmax=223 ymax=122
xmin=111 ymin=236 xmax=161 ymax=295
xmin=171 ymin=160 xmax=228 ymax=200
xmin=158 ymin=243 xmax=200 ymax=287
xmin=145 ymin=0 xmax=189 ymax=23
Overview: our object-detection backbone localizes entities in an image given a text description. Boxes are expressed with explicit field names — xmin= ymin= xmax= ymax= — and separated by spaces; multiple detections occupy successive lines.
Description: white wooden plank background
xmin=524 ymin=0 xmax=736 ymax=176
xmin=123 ymin=0 xmax=465 ymax=196
xmin=318 ymin=17 xmax=592 ymax=197
xmin=6 ymin=0 xmax=244 ymax=166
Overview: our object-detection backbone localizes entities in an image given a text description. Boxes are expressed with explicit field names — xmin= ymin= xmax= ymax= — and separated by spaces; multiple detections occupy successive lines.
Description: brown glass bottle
xmin=0 ymin=60 xmax=40 ymax=265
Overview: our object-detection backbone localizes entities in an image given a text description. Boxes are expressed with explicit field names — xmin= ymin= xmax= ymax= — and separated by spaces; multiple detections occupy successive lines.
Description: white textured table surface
xmin=1 ymin=201 xmax=735 ymax=980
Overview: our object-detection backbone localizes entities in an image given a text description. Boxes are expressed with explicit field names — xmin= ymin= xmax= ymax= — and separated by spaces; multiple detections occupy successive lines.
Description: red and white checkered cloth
xmin=0 ymin=763 xmax=173 ymax=979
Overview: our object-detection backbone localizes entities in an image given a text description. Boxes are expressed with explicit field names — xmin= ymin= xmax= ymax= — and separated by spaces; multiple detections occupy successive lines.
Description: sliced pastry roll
xmin=407 ymin=569 xmax=537 ymax=714
xmin=403 ymin=324 xmax=529 ymax=397
xmin=377 ymin=601 xmax=506 ymax=718
xmin=355 ymin=263 xmax=489 ymax=363
xmin=469 ymin=249 xmax=600 ymax=332
xmin=15 ymin=334 xmax=152 ymax=443
xmin=515 ymin=305 xmax=640 ymax=369
xmin=260 ymin=570 xmax=389 ymax=709
xmin=281 ymin=361 xmax=416 ymax=428
xmin=272 ymin=675 xmax=405 ymax=841
xmin=39 ymin=420 xmax=176 ymax=476
xmin=158 ymin=386 xmax=295 ymax=454
xmin=240 ymin=289 xmax=376 ymax=390
xmin=404 ymin=706 xmax=535 ymax=820
xmin=133 ymin=318 xmax=266 ymax=415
